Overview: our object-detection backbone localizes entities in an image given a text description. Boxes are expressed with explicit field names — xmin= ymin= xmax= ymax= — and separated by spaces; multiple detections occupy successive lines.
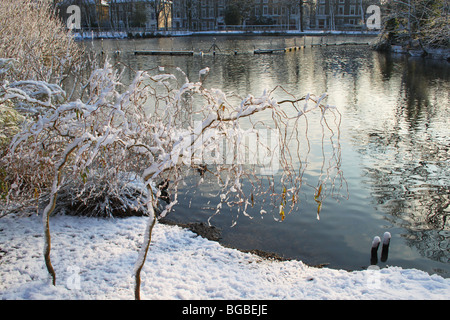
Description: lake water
xmin=87 ymin=35 xmax=449 ymax=277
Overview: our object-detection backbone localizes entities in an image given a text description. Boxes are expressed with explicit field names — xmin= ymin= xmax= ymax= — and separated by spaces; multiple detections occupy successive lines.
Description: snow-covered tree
xmin=1 ymin=58 xmax=346 ymax=299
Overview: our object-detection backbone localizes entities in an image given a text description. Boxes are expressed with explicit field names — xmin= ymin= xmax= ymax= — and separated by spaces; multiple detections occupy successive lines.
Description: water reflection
xmin=86 ymin=36 xmax=449 ymax=275
xmin=354 ymin=54 xmax=450 ymax=265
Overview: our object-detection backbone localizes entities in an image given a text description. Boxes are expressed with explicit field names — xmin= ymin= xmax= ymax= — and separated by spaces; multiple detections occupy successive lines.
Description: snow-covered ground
xmin=0 ymin=213 xmax=449 ymax=300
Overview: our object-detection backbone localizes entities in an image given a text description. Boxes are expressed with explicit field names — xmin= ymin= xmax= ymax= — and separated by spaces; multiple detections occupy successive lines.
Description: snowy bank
xmin=0 ymin=214 xmax=449 ymax=300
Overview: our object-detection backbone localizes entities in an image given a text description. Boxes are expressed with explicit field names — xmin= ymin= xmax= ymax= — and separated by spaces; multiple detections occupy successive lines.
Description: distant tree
xmin=283 ymin=0 xmax=302 ymax=31
xmin=380 ymin=0 xmax=449 ymax=47
xmin=55 ymin=0 xmax=100 ymax=30
xmin=150 ymin=0 xmax=173 ymax=30
xmin=225 ymin=0 xmax=253 ymax=25
xmin=131 ymin=2 xmax=148 ymax=28
xmin=224 ymin=4 xmax=241 ymax=25
xmin=180 ymin=0 xmax=199 ymax=30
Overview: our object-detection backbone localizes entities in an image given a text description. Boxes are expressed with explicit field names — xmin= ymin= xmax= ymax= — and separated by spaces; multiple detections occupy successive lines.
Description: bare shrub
xmin=0 ymin=0 xmax=84 ymax=85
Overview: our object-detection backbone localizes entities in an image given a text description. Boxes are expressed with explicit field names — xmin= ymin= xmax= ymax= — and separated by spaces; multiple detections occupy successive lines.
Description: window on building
xmin=350 ymin=5 xmax=355 ymax=15
xmin=318 ymin=5 xmax=325 ymax=15
xmin=338 ymin=5 xmax=344 ymax=15
xmin=318 ymin=19 xmax=325 ymax=28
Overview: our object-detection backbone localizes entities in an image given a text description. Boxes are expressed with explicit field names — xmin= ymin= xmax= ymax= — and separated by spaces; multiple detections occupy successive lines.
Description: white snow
xmin=0 ymin=213 xmax=449 ymax=300
xmin=383 ymin=232 xmax=391 ymax=245
xmin=371 ymin=236 xmax=381 ymax=248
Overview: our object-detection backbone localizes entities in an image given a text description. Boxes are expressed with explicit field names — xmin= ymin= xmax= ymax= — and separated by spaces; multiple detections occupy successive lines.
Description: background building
xmin=314 ymin=0 xmax=380 ymax=30
xmin=172 ymin=0 xmax=227 ymax=31
xmin=57 ymin=0 xmax=379 ymax=32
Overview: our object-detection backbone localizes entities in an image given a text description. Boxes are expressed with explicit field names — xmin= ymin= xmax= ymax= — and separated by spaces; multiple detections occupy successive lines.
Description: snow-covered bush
xmin=0 ymin=102 xmax=24 ymax=153
xmin=0 ymin=100 xmax=25 ymax=201
xmin=0 ymin=0 xmax=88 ymax=201
xmin=1 ymin=59 xmax=346 ymax=299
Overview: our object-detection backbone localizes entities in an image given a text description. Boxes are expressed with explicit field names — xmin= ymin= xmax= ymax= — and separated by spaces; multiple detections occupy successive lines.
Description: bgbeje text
xmin=182 ymin=304 xmax=268 ymax=317
xmin=227 ymin=304 xmax=268 ymax=316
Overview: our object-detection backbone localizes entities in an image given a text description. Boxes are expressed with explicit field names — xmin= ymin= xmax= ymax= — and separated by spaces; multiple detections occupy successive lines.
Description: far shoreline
xmin=72 ymin=29 xmax=381 ymax=40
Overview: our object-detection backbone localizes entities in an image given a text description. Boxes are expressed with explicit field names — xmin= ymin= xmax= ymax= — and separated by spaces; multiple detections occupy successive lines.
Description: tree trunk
xmin=42 ymin=169 xmax=62 ymax=286
xmin=134 ymin=200 xmax=157 ymax=300
xmin=43 ymin=196 xmax=56 ymax=286
xmin=42 ymin=141 xmax=83 ymax=286
xmin=299 ymin=1 xmax=303 ymax=32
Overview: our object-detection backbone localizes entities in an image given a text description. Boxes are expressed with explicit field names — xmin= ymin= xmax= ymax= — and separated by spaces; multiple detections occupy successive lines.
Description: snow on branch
xmin=3 ymin=59 xmax=346 ymax=220
xmin=1 ymin=59 xmax=347 ymax=297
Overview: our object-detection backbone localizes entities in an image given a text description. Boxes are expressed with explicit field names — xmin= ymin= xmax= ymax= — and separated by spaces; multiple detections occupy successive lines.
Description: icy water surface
xmin=88 ymin=35 xmax=449 ymax=277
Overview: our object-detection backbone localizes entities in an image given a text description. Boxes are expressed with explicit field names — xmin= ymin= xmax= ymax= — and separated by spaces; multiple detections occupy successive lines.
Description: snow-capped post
xmin=381 ymin=232 xmax=391 ymax=263
xmin=2 ymin=60 xmax=346 ymax=299
xmin=371 ymin=236 xmax=381 ymax=265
